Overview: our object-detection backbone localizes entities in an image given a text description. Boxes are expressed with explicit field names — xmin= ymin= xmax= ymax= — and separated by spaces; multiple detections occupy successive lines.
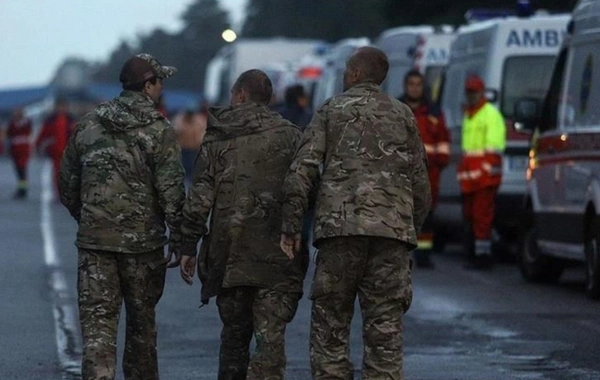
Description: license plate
xmin=507 ymin=156 xmax=528 ymax=171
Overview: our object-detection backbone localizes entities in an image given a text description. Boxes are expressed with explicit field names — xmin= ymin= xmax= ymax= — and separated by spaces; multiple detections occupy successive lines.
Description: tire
xmin=519 ymin=227 xmax=565 ymax=283
xmin=584 ymin=217 xmax=600 ymax=300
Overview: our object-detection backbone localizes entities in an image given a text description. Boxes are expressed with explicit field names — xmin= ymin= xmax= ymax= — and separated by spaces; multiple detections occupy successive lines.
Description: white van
xmin=376 ymin=26 xmax=437 ymax=99
xmin=413 ymin=27 xmax=456 ymax=102
xmin=437 ymin=13 xmax=570 ymax=253
xmin=516 ymin=0 xmax=600 ymax=299
xmin=311 ymin=38 xmax=370 ymax=110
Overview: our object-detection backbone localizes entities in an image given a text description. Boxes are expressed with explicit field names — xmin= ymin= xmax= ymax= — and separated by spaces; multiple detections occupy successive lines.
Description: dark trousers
xmin=217 ymin=286 xmax=299 ymax=380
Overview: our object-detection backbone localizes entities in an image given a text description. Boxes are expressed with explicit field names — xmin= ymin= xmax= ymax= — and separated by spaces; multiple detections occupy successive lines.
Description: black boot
xmin=414 ymin=250 xmax=435 ymax=269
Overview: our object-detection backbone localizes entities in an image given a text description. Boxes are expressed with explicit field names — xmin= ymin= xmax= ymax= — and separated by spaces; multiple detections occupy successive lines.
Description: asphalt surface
xmin=1 ymin=156 xmax=600 ymax=380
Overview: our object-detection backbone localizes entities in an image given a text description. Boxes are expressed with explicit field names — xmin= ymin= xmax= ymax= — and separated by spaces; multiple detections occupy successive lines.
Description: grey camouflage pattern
xmin=78 ymin=248 xmax=167 ymax=380
xmin=309 ymin=236 xmax=412 ymax=380
xmin=135 ymin=53 xmax=177 ymax=78
xmin=180 ymin=102 xmax=308 ymax=303
xmin=59 ymin=90 xmax=185 ymax=253
xmin=282 ymin=82 xmax=431 ymax=249
xmin=217 ymin=287 xmax=299 ymax=380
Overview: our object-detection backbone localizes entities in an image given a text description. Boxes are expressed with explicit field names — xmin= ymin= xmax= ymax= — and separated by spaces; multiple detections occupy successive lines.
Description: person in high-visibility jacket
xmin=400 ymin=70 xmax=450 ymax=268
xmin=458 ymin=75 xmax=506 ymax=269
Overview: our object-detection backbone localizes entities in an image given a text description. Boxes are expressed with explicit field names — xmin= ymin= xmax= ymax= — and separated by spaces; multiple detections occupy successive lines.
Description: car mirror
xmin=485 ymin=89 xmax=498 ymax=103
xmin=513 ymin=97 xmax=540 ymax=133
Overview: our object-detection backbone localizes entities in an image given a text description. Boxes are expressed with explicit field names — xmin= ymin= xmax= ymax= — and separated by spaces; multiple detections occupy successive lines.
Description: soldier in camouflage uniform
xmin=59 ymin=53 xmax=185 ymax=380
xmin=280 ymin=47 xmax=431 ymax=380
xmin=179 ymin=69 xmax=308 ymax=380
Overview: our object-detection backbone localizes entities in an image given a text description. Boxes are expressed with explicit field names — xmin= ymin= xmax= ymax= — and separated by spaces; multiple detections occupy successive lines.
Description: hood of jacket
xmin=95 ymin=90 xmax=164 ymax=132
xmin=204 ymin=102 xmax=296 ymax=143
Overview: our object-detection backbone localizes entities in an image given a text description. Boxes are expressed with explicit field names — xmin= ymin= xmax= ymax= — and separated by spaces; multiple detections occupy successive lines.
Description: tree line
xmin=82 ymin=0 xmax=577 ymax=91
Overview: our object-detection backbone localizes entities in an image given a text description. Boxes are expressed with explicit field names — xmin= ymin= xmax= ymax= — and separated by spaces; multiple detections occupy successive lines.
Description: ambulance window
xmin=441 ymin=61 xmax=485 ymax=128
xmin=425 ymin=65 xmax=444 ymax=103
xmin=561 ymin=44 xmax=600 ymax=129
xmin=384 ymin=62 xmax=411 ymax=99
xmin=540 ymin=49 xmax=568 ymax=132
xmin=501 ymin=56 xmax=556 ymax=118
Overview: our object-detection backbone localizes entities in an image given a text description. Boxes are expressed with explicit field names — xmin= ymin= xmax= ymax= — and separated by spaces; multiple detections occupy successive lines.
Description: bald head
xmin=344 ymin=47 xmax=389 ymax=90
xmin=231 ymin=69 xmax=273 ymax=106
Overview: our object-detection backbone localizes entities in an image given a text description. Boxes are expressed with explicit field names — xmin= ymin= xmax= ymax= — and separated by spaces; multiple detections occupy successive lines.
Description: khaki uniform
xmin=282 ymin=83 xmax=431 ymax=379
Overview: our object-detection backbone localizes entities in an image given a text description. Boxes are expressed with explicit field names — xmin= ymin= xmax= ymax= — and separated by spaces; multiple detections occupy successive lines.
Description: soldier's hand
xmin=166 ymin=249 xmax=182 ymax=268
xmin=180 ymin=255 xmax=196 ymax=285
xmin=280 ymin=233 xmax=301 ymax=260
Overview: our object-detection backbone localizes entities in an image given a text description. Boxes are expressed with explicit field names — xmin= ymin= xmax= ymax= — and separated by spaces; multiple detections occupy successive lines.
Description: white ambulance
xmin=515 ymin=0 xmax=600 ymax=299
xmin=437 ymin=13 xmax=569 ymax=253
xmin=376 ymin=25 xmax=455 ymax=99
xmin=311 ymin=38 xmax=370 ymax=110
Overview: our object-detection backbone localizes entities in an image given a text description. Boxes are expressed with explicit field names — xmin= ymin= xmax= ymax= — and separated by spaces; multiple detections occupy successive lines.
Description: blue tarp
xmin=0 ymin=82 xmax=202 ymax=116
xmin=0 ymin=85 xmax=53 ymax=113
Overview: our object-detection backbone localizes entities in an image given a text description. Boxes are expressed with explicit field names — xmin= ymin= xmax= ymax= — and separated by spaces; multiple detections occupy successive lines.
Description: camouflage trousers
xmin=77 ymin=248 xmax=167 ymax=380
xmin=216 ymin=286 xmax=300 ymax=380
xmin=309 ymin=236 xmax=413 ymax=380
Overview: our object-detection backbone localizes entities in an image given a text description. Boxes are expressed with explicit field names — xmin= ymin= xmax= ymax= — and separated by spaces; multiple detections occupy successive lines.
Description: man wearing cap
xmin=458 ymin=75 xmax=506 ymax=269
xmin=59 ymin=53 xmax=185 ymax=380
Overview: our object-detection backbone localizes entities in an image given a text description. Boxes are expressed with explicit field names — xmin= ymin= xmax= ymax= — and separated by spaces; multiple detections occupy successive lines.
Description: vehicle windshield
xmin=384 ymin=63 xmax=411 ymax=99
xmin=501 ymin=55 xmax=556 ymax=118
xmin=424 ymin=65 xmax=445 ymax=103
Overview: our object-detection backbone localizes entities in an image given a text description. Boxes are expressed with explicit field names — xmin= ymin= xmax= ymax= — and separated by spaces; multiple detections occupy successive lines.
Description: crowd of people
xmin=1 ymin=45 xmax=506 ymax=379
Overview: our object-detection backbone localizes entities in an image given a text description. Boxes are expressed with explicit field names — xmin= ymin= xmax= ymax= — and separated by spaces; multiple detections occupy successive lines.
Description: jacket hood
xmin=95 ymin=90 xmax=164 ymax=132
xmin=204 ymin=102 xmax=296 ymax=143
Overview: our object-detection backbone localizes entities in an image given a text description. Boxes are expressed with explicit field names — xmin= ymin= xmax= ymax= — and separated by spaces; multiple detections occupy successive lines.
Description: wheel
xmin=584 ymin=217 xmax=600 ymax=300
xmin=519 ymin=227 xmax=565 ymax=283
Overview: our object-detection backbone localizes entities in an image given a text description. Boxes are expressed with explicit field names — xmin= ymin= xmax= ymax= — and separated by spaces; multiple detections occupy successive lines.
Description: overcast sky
xmin=0 ymin=0 xmax=246 ymax=89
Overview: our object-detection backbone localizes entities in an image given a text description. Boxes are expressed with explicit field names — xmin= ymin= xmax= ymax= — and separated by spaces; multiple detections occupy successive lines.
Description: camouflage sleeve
xmin=180 ymin=144 xmax=215 ymax=256
xmin=282 ymin=105 xmax=327 ymax=235
xmin=58 ymin=128 xmax=82 ymax=222
xmin=153 ymin=126 xmax=186 ymax=249
xmin=407 ymin=115 xmax=432 ymax=233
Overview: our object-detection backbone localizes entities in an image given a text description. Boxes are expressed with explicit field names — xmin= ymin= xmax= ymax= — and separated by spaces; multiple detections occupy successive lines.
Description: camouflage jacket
xmin=282 ymin=82 xmax=431 ymax=248
xmin=180 ymin=102 xmax=306 ymax=303
xmin=59 ymin=90 xmax=185 ymax=253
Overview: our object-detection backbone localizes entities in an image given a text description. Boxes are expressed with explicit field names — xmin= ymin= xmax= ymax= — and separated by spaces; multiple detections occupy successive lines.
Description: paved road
xmin=1 ymin=156 xmax=600 ymax=380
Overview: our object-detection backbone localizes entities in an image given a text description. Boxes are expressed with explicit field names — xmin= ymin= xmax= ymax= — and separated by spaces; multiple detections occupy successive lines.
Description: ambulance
xmin=376 ymin=26 xmax=454 ymax=99
xmin=311 ymin=38 xmax=370 ymax=110
xmin=515 ymin=0 xmax=600 ymax=298
xmin=437 ymin=13 xmax=570 ymax=253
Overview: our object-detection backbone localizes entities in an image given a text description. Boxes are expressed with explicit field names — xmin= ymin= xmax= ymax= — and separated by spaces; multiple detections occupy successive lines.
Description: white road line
xmin=41 ymin=160 xmax=82 ymax=379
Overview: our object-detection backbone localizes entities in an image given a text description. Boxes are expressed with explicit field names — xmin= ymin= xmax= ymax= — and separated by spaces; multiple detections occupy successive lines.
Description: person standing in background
xmin=173 ymin=105 xmax=207 ymax=183
xmin=399 ymin=70 xmax=451 ymax=268
xmin=6 ymin=108 xmax=33 ymax=199
xmin=458 ymin=75 xmax=506 ymax=270
xmin=36 ymin=99 xmax=75 ymax=195
xmin=277 ymin=84 xmax=313 ymax=131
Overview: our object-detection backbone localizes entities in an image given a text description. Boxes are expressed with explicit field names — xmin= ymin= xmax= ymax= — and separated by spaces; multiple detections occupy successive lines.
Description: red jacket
xmin=36 ymin=112 xmax=74 ymax=158
xmin=7 ymin=117 xmax=32 ymax=157
xmin=401 ymin=97 xmax=451 ymax=208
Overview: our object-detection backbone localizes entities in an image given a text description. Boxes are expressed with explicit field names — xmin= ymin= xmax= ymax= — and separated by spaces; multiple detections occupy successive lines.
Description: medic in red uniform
xmin=6 ymin=108 xmax=33 ymax=199
xmin=400 ymin=70 xmax=451 ymax=268
xmin=36 ymin=99 xmax=74 ymax=195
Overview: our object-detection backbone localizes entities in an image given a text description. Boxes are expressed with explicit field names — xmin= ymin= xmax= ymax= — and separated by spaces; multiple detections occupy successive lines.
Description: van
xmin=311 ymin=38 xmax=370 ymax=110
xmin=437 ymin=13 xmax=570 ymax=253
xmin=515 ymin=0 xmax=600 ymax=299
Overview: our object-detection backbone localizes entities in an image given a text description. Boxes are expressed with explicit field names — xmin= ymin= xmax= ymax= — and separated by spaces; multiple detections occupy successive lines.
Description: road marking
xmin=41 ymin=160 xmax=82 ymax=379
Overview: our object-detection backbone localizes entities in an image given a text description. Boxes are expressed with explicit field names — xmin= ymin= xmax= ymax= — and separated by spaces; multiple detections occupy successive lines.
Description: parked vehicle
xmin=515 ymin=0 xmax=600 ymax=299
xmin=436 ymin=12 xmax=570 ymax=254
xmin=311 ymin=38 xmax=370 ymax=110
xmin=204 ymin=38 xmax=323 ymax=106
